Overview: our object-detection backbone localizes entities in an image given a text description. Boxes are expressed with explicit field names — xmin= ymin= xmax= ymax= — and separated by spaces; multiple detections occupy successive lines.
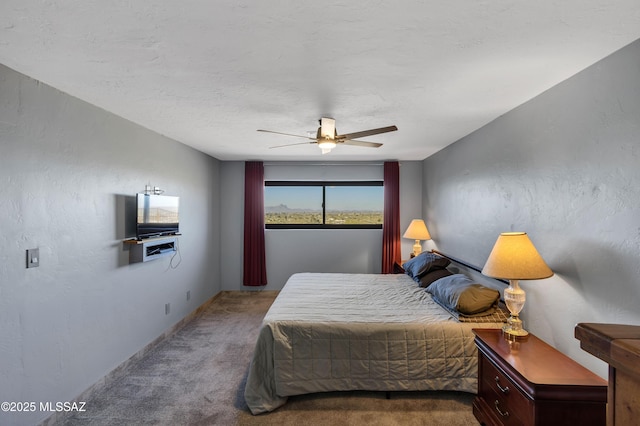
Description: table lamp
xmin=403 ymin=219 xmax=431 ymax=257
xmin=482 ymin=232 xmax=553 ymax=337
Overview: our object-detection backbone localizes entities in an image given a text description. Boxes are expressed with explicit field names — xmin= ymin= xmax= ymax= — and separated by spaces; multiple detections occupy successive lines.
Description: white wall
xmin=0 ymin=64 xmax=221 ymax=426
xmin=423 ymin=39 xmax=640 ymax=378
xmin=220 ymin=161 xmax=423 ymax=290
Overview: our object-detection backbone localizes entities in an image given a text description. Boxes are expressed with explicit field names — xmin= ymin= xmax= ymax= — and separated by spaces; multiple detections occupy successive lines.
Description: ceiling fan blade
xmin=337 ymin=125 xmax=398 ymax=141
xmin=257 ymin=129 xmax=314 ymax=139
xmin=269 ymin=141 xmax=317 ymax=149
xmin=341 ymin=140 xmax=383 ymax=148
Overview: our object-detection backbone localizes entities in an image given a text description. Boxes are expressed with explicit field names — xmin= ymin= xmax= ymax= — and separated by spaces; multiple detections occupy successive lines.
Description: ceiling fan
xmin=258 ymin=117 xmax=398 ymax=154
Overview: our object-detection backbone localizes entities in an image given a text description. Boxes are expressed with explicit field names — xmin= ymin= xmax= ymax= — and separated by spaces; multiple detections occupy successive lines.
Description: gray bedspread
xmin=244 ymin=272 xmax=504 ymax=414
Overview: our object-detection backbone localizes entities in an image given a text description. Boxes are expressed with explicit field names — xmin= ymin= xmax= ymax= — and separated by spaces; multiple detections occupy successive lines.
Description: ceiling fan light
xmin=318 ymin=140 xmax=337 ymax=150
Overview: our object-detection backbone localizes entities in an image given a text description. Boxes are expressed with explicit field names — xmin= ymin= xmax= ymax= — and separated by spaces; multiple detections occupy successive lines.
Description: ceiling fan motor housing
xmin=319 ymin=117 xmax=336 ymax=140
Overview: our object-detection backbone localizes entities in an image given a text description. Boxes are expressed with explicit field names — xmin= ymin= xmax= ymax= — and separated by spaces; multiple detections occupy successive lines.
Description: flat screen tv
xmin=136 ymin=193 xmax=180 ymax=239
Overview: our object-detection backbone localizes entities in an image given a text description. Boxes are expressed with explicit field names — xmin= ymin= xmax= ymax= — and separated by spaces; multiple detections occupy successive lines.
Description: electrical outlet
xmin=165 ymin=303 xmax=170 ymax=315
xmin=186 ymin=290 xmax=191 ymax=301
xmin=26 ymin=248 xmax=40 ymax=268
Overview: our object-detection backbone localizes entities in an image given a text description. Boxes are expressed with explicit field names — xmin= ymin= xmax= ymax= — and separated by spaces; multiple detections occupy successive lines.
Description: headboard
xmin=431 ymin=249 xmax=508 ymax=293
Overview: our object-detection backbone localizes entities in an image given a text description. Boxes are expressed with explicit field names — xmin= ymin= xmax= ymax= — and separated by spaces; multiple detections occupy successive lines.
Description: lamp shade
xmin=482 ymin=232 xmax=553 ymax=280
xmin=403 ymin=219 xmax=431 ymax=240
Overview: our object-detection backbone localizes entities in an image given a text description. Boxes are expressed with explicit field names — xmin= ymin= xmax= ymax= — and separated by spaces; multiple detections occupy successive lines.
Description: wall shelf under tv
xmin=124 ymin=236 xmax=178 ymax=263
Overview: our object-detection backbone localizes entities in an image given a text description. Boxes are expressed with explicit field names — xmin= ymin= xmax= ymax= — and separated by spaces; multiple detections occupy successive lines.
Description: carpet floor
xmin=55 ymin=291 xmax=480 ymax=426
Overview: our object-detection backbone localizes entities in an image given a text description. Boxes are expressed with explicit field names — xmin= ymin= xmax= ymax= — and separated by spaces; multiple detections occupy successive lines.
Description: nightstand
xmin=472 ymin=329 xmax=607 ymax=426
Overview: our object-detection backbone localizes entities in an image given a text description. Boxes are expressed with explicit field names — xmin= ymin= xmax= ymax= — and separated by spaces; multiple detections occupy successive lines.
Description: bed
xmin=244 ymin=255 xmax=507 ymax=415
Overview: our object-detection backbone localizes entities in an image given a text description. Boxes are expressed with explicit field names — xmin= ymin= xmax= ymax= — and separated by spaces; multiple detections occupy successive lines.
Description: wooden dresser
xmin=575 ymin=323 xmax=640 ymax=426
xmin=473 ymin=329 xmax=607 ymax=426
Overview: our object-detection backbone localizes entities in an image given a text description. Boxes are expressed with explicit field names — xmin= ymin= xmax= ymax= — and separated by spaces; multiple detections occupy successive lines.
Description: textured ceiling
xmin=1 ymin=1 xmax=639 ymax=161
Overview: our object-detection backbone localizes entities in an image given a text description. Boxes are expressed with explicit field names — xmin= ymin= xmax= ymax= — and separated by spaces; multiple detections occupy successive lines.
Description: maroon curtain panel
xmin=243 ymin=161 xmax=267 ymax=286
xmin=381 ymin=161 xmax=401 ymax=274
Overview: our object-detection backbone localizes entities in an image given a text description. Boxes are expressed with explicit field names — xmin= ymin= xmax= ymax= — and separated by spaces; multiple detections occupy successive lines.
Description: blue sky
xmin=265 ymin=186 xmax=383 ymax=211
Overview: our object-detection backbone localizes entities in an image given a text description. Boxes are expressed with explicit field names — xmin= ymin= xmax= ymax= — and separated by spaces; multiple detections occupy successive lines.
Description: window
xmin=265 ymin=181 xmax=383 ymax=229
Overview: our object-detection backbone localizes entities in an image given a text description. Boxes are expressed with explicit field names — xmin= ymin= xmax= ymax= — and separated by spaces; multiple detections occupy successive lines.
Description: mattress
xmin=244 ymin=272 xmax=504 ymax=414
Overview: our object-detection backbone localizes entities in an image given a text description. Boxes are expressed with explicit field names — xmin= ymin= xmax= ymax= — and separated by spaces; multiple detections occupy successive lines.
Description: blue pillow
xmin=426 ymin=274 xmax=500 ymax=315
xmin=403 ymin=252 xmax=450 ymax=282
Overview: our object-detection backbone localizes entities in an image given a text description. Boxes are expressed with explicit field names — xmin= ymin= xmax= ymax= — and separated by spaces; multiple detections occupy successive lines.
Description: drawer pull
xmin=494 ymin=376 xmax=510 ymax=394
xmin=494 ymin=400 xmax=509 ymax=418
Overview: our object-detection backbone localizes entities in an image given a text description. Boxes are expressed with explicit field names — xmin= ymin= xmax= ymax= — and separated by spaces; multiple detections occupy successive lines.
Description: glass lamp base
xmin=503 ymin=280 xmax=528 ymax=337
xmin=503 ymin=316 xmax=529 ymax=337
xmin=503 ymin=325 xmax=529 ymax=337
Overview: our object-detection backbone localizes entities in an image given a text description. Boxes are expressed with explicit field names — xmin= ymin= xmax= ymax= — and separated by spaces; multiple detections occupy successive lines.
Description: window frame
xmin=264 ymin=181 xmax=384 ymax=230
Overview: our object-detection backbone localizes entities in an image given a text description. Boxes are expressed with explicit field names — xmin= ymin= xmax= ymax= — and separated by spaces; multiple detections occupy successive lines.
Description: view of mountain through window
xmin=264 ymin=182 xmax=383 ymax=228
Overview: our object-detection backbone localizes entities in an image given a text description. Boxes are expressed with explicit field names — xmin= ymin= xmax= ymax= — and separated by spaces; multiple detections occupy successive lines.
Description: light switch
xmin=27 ymin=248 xmax=39 ymax=268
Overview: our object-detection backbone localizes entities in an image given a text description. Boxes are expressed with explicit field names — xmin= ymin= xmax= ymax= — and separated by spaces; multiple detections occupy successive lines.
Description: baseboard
xmin=39 ymin=291 xmax=224 ymax=426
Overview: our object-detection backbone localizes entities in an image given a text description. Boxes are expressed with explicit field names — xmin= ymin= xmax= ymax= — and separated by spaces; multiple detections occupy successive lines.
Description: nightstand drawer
xmin=479 ymin=382 xmax=526 ymax=425
xmin=479 ymin=355 xmax=532 ymax=424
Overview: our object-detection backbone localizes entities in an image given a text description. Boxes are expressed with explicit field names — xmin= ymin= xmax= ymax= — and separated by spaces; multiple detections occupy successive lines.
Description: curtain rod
xmin=263 ymin=161 xmax=403 ymax=166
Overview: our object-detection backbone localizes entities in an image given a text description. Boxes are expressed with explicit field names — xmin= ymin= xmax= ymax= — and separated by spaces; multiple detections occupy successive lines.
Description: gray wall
xmin=220 ymin=161 xmax=424 ymax=291
xmin=0 ymin=64 xmax=221 ymax=425
xmin=423 ymin=39 xmax=640 ymax=378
